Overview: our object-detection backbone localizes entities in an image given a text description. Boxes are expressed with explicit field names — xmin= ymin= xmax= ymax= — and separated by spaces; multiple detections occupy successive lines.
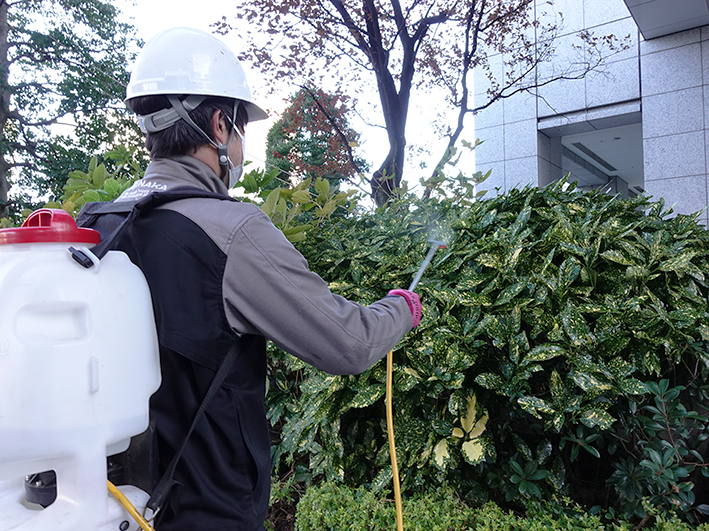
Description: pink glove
xmin=388 ymin=289 xmax=422 ymax=328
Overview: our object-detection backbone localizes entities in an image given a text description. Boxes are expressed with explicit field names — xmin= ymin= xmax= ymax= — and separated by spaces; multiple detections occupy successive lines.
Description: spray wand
xmin=408 ymin=240 xmax=448 ymax=291
xmin=386 ymin=238 xmax=447 ymax=531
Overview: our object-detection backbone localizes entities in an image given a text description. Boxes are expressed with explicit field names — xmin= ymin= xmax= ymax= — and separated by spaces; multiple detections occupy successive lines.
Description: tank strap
xmin=145 ymin=343 xmax=239 ymax=523
xmin=71 ymin=187 xmax=235 ymax=268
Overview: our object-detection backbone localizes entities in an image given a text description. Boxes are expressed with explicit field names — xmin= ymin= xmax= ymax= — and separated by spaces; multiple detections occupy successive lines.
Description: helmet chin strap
xmin=139 ymin=95 xmax=240 ymax=185
xmin=165 ymin=95 xmax=237 ymax=182
xmin=219 ymin=104 xmax=243 ymax=187
xmin=217 ymin=145 xmax=230 ymax=181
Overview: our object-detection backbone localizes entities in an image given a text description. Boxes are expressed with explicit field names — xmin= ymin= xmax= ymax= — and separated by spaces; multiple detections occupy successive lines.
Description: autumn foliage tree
xmin=266 ymin=87 xmax=368 ymax=189
xmin=217 ymin=0 xmax=627 ymax=206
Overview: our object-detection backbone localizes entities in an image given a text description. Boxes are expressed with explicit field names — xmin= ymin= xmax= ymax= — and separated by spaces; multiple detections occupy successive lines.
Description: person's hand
xmin=387 ymin=289 xmax=422 ymax=328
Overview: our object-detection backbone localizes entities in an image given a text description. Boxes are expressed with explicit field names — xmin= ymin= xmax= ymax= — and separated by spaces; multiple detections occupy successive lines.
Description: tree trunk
xmin=0 ymin=0 xmax=10 ymax=218
xmin=364 ymin=0 xmax=412 ymax=207
xmin=370 ymin=89 xmax=407 ymax=207
xmin=371 ymin=143 xmax=405 ymax=207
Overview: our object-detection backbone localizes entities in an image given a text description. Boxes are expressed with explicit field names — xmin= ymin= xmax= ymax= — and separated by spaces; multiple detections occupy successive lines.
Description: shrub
xmin=294 ymin=482 xmax=475 ymax=531
xmin=269 ymin=178 xmax=709 ymax=524
xmin=294 ymin=482 xmax=709 ymax=531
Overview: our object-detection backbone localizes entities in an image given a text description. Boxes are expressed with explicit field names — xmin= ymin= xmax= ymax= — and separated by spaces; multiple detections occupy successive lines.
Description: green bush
xmin=294 ymin=482 xmax=475 ymax=531
xmin=294 ymin=482 xmax=709 ymax=530
xmin=268 ymin=178 xmax=709 ymax=525
xmin=44 ymin=146 xmax=146 ymax=217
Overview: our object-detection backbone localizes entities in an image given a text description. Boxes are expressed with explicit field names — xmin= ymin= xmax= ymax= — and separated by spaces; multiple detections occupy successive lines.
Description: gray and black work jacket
xmin=80 ymin=155 xmax=412 ymax=531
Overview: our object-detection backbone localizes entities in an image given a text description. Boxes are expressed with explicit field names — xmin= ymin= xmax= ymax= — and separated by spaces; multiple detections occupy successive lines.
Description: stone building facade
xmin=474 ymin=0 xmax=709 ymax=225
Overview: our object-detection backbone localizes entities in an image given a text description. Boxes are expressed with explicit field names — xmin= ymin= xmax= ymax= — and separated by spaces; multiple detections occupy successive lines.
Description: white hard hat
xmin=126 ymin=27 xmax=267 ymax=123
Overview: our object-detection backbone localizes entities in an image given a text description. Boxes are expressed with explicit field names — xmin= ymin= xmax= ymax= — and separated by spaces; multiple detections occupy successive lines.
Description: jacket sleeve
xmin=221 ymin=209 xmax=413 ymax=375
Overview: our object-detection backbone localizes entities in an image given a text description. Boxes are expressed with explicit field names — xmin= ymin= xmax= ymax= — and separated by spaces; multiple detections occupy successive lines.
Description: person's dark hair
xmin=127 ymin=95 xmax=248 ymax=159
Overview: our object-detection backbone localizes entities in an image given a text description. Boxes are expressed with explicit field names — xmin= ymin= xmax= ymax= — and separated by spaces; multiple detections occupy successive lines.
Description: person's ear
xmin=210 ymin=110 xmax=229 ymax=145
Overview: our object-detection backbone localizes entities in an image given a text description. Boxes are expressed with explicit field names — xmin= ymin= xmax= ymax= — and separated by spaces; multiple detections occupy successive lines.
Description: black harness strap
xmin=145 ymin=343 xmax=239 ymax=522
xmin=71 ymin=186 xmax=235 ymax=267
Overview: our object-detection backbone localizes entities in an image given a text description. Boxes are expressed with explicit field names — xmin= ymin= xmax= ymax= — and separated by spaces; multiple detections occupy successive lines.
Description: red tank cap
xmin=0 ymin=208 xmax=100 ymax=245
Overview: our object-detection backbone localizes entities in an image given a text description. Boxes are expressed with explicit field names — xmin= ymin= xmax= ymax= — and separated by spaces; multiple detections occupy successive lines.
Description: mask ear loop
xmin=215 ymin=101 xmax=243 ymax=181
xmin=223 ymin=103 xmax=245 ymax=166
xmin=166 ymin=95 xmax=233 ymax=179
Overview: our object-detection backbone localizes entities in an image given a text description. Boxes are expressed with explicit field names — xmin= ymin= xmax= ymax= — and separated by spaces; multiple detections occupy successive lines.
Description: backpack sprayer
xmin=386 ymin=237 xmax=447 ymax=531
xmin=0 ymin=210 xmax=160 ymax=531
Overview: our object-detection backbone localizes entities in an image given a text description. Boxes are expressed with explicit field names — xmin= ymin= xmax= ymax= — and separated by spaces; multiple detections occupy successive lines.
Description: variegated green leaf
xmin=511 ymin=205 xmax=532 ymax=234
xmin=475 ymin=373 xmax=505 ymax=392
xmin=433 ymin=438 xmax=450 ymax=469
xmin=559 ymin=257 xmax=582 ymax=288
xmin=349 ymin=260 xmax=363 ymax=283
xmin=478 ymin=253 xmax=503 ymax=268
xmin=601 ymin=249 xmax=635 ymax=266
xmin=397 ymin=418 xmax=429 ymax=453
xmin=371 ymin=466 xmax=393 ymax=493
xmin=659 ymin=252 xmax=696 ymax=273
xmin=522 ymin=344 xmax=564 ymax=365
xmin=580 ymin=407 xmax=615 ymax=430
xmin=618 ymin=378 xmax=648 ymax=395
xmin=669 ymin=307 xmax=701 ymax=326
xmin=644 ymin=350 xmax=662 ymax=375
xmin=469 ymin=413 xmax=489 ymax=439
xmin=572 ymin=372 xmax=610 ymax=393
xmin=517 ymin=396 xmax=555 ymax=418
xmin=458 ymin=273 xmax=489 ymax=289
xmin=534 ymin=286 xmax=549 ymax=304
xmin=698 ymin=324 xmax=709 ymax=342
xmin=459 ymin=291 xmax=493 ymax=306
xmin=561 ymin=303 xmax=591 ymax=345
xmin=477 ymin=315 xmax=507 ymax=343
xmin=495 ymin=282 xmax=528 ymax=306
xmin=300 ymin=374 xmax=340 ymax=395
xmin=550 ymin=370 xmax=565 ymax=403
xmin=685 ymin=262 xmax=705 ymax=282
xmin=541 ymin=247 xmax=556 ymax=274
xmin=504 ymin=244 xmax=524 ymax=271
xmin=617 ymin=239 xmax=646 ymax=264
xmin=626 ymin=265 xmax=650 ymax=279
xmin=461 ymin=395 xmax=478 ymax=433
xmin=461 ymin=438 xmax=485 ymax=465
xmin=480 ymin=208 xmax=497 ymax=227
xmin=347 ymin=384 xmax=384 ymax=408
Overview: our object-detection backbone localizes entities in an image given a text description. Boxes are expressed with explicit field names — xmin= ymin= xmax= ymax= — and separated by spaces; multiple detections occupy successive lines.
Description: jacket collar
xmin=117 ymin=155 xmax=229 ymax=202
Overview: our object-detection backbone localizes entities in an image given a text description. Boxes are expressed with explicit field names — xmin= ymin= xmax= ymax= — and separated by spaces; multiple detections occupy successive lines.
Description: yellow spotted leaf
xmin=461 ymin=395 xmax=477 ymax=433
xmin=461 ymin=438 xmax=485 ymax=465
xmin=452 ymin=428 xmax=465 ymax=438
xmin=434 ymin=439 xmax=449 ymax=468
xmin=403 ymin=367 xmax=421 ymax=380
xmin=468 ymin=413 xmax=489 ymax=439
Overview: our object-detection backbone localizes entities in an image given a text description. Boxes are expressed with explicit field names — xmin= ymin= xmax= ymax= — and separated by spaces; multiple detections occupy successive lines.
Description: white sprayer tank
xmin=0 ymin=209 xmax=161 ymax=530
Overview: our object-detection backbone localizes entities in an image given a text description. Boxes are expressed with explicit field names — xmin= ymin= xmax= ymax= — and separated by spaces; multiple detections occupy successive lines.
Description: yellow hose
xmin=386 ymin=349 xmax=404 ymax=531
xmin=107 ymin=480 xmax=156 ymax=531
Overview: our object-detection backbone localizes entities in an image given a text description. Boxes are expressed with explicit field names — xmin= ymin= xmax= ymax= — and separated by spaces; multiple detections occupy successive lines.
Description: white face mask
xmin=226 ymin=129 xmax=245 ymax=189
